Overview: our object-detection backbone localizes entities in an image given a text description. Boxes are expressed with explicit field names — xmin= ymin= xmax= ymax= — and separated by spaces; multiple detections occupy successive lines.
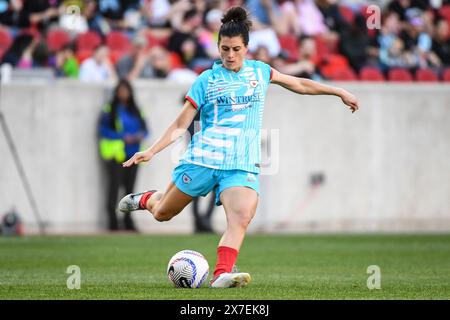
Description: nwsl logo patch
xmin=182 ymin=173 xmax=192 ymax=184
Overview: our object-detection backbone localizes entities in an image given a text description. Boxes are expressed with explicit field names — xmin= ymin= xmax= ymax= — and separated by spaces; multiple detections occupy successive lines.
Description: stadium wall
xmin=0 ymin=80 xmax=449 ymax=234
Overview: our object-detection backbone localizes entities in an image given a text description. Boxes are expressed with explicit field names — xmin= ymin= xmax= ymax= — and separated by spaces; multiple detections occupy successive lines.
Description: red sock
xmin=139 ymin=191 xmax=155 ymax=209
xmin=213 ymin=246 xmax=238 ymax=278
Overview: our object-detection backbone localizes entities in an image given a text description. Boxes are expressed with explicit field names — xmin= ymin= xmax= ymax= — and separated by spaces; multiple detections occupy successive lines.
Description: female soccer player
xmin=119 ymin=6 xmax=359 ymax=288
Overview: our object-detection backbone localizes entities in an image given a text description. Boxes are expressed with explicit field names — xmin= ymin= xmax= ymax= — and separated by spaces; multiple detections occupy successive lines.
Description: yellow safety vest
xmin=99 ymin=104 xmax=126 ymax=163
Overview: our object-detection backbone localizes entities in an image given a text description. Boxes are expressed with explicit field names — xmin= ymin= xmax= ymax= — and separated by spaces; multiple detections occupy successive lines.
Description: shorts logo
xmin=247 ymin=173 xmax=256 ymax=182
xmin=182 ymin=173 xmax=192 ymax=184
xmin=249 ymin=80 xmax=259 ymax=88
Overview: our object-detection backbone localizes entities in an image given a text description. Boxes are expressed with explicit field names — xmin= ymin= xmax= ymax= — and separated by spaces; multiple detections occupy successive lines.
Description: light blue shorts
xmin=172 ymin=162 xmax=259 ymax=206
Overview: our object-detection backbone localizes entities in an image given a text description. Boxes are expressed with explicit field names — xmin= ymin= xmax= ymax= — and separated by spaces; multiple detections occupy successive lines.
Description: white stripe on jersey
xmin=206 ymin=126 xmax=241 ymax=136
xmin=199 ymin=136 xmax=233 ymax=148
xmin=192 ymin=147 xmax=224 ymax=160
xmin=217 ymin=114 xmax=246 ymax=124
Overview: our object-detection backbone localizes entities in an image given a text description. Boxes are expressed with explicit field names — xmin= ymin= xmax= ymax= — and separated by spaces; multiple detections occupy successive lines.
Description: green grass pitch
xmin=0 ymin=234 xmax=449 ymax=299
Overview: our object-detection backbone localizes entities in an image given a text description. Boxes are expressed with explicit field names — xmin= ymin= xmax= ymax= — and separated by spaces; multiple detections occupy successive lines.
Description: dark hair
xmin=109 ymin=79 xmax=147 ymax=132
xmin=183 ymin=8 xmax=198 ymax=22
xmin=218 ymin=7 xmax=252 ymax=46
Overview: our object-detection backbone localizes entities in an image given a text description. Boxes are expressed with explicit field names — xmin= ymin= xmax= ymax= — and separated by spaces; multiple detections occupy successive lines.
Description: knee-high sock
xmin=213 ymin=246 xmax=238 ymax=277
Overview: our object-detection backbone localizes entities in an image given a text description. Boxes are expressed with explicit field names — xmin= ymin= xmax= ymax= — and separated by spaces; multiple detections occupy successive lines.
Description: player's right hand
xmin=122 ymin=150 xmax=154 ymax=167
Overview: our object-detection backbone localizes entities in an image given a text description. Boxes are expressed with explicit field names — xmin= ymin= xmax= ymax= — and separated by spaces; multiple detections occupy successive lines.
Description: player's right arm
xmin=122 ymin=100 xmax=197 ymax=167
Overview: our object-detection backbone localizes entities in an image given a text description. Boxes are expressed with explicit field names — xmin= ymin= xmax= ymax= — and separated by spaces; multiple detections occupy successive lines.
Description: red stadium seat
xmin=109 ymin=50 xmax=127 ymax=65
xmin=329 ymin=67 xmax=358 ymax=81
xmin=144 ymin=31 xmax=170 ymax=49
xmin=169 ymin=52 xmax=184 ymax=69
xmin=106 ymin=31 xmax=131 ymax=54
xmin=442 ymin=68 xmax=450 ymax=82
xmin=278 ymin=34 xmax=299 ymax=62
xmin=438 ymin=5 xmax=450 ymax=25
xmin=76 ymin=49 xmax=93 ymax=64
xmin=415 ymin=68 xmax=439 ymax=82
xmin=76 ymin=31 xmax=102 ymax=52
xmin=46 ymin=29 xmax=71 ymax=52
xmin=0 ymin=27 xmax=12 ymax=59
xmin=388 ymin=68 xmax=413 ymax=82
xmin=320 ymin=54 xmax=349 ymax=79
xmin=359 ymin=66 xmax=385 ymax=81
xmin=314 ymin=35 xmax=339 ymax=57
xmin=339 ymin=5 xmax=355 ymax=25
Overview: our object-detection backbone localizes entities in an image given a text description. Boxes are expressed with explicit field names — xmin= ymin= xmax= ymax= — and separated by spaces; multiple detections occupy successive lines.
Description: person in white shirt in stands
xmin=79 ymin=45 xmax=117 ymax=82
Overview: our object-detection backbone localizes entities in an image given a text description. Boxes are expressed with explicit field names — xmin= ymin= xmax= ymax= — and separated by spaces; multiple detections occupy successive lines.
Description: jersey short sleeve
xmin=255 ymin=60 xmax=273 ymax=85
xmin=185 ymin=70 xmax=211 ymax=110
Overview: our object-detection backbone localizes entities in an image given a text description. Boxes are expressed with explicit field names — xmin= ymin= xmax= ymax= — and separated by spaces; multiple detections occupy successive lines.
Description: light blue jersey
xmin=181 ymin=59 xmax=272 ymax=173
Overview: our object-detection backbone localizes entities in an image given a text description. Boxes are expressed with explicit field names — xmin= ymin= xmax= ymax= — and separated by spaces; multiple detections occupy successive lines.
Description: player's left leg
xmin=210 ymin=186 xmax=258 ymax=288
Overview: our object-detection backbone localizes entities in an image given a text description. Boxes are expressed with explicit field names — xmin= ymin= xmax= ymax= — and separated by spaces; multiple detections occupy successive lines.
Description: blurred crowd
xmin=0 ymin=0 xmax=450 ymax=82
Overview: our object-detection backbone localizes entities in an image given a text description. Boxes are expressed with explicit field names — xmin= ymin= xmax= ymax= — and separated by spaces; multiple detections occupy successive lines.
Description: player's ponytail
xmin=219 ymin=7 xmax=252 ymax=46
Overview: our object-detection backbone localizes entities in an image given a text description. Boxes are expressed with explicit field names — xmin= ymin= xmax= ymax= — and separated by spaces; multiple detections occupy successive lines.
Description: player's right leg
xmin=118 ymin=163 xmax=215 ymax=222
xmin=118 ymin=182 xmax=193 ymax=222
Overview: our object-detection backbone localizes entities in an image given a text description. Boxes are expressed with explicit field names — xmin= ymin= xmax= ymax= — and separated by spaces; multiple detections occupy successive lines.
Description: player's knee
xmin=153 ymin=208 xmax=176 ymax=222
xmin=231 ymin=209 xmax=254 ymax=229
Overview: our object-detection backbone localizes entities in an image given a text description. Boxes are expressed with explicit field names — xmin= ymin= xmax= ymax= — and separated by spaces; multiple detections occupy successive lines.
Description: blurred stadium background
xmin=0 ymin=0 xmax=449 ymax=300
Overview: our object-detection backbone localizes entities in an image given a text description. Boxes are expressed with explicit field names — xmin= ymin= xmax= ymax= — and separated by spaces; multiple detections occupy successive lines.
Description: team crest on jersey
xmin=182 ymin=173 xmax=192 ymax=184
xmin=249 ymin=80 xmax=259 ymax=88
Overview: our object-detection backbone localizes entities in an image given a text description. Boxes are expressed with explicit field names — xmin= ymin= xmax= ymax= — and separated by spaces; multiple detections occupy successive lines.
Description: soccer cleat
xmin=118 ymin=190 xmax=155 ymax=213
xmin=209 ymin=272 xmax=251 ymax=288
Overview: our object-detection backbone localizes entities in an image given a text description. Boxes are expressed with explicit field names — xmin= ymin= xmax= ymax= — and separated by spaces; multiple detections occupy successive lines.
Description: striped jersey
xmin=181 ymin=59 xmax=272 ymax=173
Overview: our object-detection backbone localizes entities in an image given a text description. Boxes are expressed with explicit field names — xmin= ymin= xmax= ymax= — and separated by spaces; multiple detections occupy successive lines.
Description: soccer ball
xmin=167 ymin=250 xmax=209 ymax=288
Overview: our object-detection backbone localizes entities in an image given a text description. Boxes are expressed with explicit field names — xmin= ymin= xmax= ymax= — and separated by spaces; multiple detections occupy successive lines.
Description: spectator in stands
xmin=197 ymin=8 xmax=222 ymax=60
xmin=141 ymin=0 xmax=172 ymax=28
xmin=55 ymin=43 xmax=79 ymax=78
xmin=252 ymin=45 xmax=272 ymax=65
xmin=400 ymin=8 xmax=440 ymax=68
xmin=84 ymin=0 xmax=109 ymax=36
xmin=339 ymin=14 xmax=373 ymax=72
xmin=246 ymin=0 xmax=282 ymax=32
xmin=1 ymin=33 xmax=34 ymax=66
xmin=79 ymin=45 xmax=117 ymax=82
xmin=277 ymin=0 xmax=303 ymax=36
xmin=15 ymin=36 xmax=39 ymax=68
xmin=30 ymin=39 xmax=50 ymax=67
xmin=98 ymin=78 xmax=149 ymax=231
xmin=0 ymin=0 xmax=23 ymax=29
xmin=316 ymin=0 xmax=349 ymax=34
xmin=122 ymin=0 xmax=144 ymax=31
xmin=116 ymin=34 xmax=154 ymax=80
xmin=149 ymin=45 xmax=197 ymax=82
xmin=275 ymin=36 xmax=322 ymax=80
xmin=432 ymin=18 xmax=450 ymax=67
xmin=13 ymin=37 xmax=50 ymax=69
xmin=97 ymin=0 xmax=126 ymax=31
xmin=18 ymin=0 xmax=62 ymax=33
xmin=167 ymin=7 xmax=212 ymax=70
xmin=59 ymin=1 xmax=89 ymax=34
xmin=294 ymin=0 xmax=329 ymax=36
xmin=387 ymin=0 xmax=430 ymax=23
xmin=246 ymin=0 xmax=281 ymax=58
xmin=376 ymin=11 xmax=414 ymax=70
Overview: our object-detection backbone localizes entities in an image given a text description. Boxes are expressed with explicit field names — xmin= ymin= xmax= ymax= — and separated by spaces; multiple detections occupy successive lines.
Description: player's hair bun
xmin=218 ymin=6 xmax=252 ymax=45
xmin=221 ymin=7 xmax=251 ymax=29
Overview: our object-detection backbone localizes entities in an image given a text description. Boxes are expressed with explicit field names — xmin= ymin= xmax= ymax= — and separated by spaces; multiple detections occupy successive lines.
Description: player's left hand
xmin=340 ymin=90 xmax=359 ymax=113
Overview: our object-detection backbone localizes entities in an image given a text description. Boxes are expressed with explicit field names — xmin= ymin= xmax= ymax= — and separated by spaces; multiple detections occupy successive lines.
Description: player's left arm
xmin=270 ymin=68 xmax=359 ymax=113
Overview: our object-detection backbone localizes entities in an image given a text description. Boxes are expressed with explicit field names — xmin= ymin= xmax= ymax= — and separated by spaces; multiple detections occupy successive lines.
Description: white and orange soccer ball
xmin=167 ymin=250 xmax=209 ymax=288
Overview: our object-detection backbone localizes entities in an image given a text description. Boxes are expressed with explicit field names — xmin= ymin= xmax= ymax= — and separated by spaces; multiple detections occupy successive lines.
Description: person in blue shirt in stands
xmin=99 ymin=78 xmax=149 ymax=231
xmin=118 ymin=6 xmax=359 ymax=287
